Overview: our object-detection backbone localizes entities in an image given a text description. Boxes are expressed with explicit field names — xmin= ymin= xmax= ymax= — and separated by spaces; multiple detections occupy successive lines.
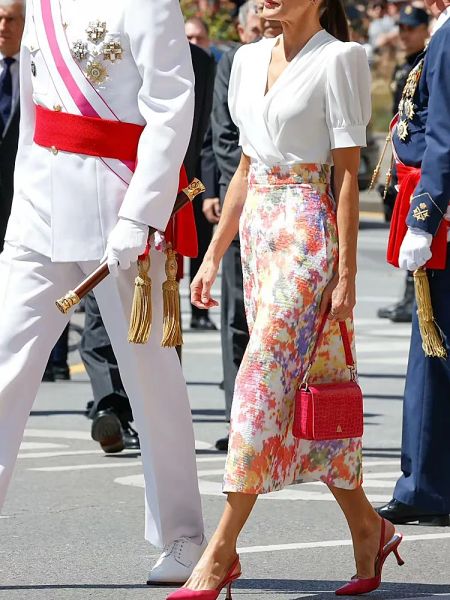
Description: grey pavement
xmin=1 ymin=217 xmax=450 ymax=600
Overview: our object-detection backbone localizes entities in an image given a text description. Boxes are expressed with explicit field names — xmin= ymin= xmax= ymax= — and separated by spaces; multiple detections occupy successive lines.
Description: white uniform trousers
xmin=0 ymin=243 xmax=204 ymax=548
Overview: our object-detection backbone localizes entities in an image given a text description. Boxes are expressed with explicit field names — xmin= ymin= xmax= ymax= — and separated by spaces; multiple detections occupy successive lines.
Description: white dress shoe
xmin=146 ymin=535 xmax=207 ymax=585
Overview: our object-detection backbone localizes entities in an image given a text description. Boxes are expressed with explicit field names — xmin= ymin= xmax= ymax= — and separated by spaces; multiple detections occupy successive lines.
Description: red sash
xmin=34 ymin=105 xmax=198 ymax=258
xmin=387 ymin=162 xmax=448 ymax=269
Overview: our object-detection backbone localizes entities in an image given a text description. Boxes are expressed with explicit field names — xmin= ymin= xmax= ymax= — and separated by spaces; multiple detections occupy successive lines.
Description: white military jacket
xmin=6 ymin=0 xmax=194 ymax=262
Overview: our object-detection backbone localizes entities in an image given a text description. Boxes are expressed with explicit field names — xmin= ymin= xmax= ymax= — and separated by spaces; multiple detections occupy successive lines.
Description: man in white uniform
xmin=0 ymin=0 xmax=206 ymax=584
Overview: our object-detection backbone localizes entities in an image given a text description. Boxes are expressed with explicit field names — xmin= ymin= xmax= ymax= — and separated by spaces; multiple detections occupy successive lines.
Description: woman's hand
xmin=319 ymin=274 xmax=356 ymax=321
xmin=190 ymin=258 xmax=220 ymax=309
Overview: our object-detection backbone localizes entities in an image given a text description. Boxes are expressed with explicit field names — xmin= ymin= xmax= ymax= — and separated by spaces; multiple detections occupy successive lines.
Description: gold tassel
xmin=128 ymin=254 xmax=152 ymax=344
xmin=369 ymin=132 xmax=391 ymax=192
xmin=161 ymin=244 xmax=183 ymax=348
xmin=413 ymin=268 xmax=447 ymax=358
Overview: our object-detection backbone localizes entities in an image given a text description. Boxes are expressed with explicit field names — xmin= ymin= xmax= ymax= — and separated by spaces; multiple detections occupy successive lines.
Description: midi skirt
xmin=223 ymin=162 xmax=363 ymax=494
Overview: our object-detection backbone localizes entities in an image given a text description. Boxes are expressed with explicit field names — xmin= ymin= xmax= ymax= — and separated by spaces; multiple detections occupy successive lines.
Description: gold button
xmin=51 ymin=146 xmax=58 ymax=155
xmin=53 ymin=104 xmax=62 ymax=112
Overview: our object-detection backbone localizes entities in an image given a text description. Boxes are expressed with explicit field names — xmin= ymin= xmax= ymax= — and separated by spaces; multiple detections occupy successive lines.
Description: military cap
xmin=398 ymin=6 xmax=430 ymax=28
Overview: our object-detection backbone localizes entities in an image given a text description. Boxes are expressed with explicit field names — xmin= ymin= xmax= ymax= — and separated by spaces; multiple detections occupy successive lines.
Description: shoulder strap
xmin=303 ymin=310 xmax=355 ymax=383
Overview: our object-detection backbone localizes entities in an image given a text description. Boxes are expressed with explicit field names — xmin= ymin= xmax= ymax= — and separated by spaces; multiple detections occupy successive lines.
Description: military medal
xmin=397 ymin=59 xmax=424 ymax=142
xmin=103 ymin=40 xmax=123 ymax=62
xmin=86 ymin=20 xmax=108 ymax=43
xmin=397 ymin=120 xmax=409 ymax=142
xmin=72 ymin=40 xmax=88 ymax=61
xmin=86 ymin=61 xmax=108 ymax=84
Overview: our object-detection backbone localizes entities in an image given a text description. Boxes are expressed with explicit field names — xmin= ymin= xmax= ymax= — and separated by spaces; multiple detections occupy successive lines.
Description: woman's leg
xmin=329 ymin=485 xmax=395 ymax=578
xmin=184 ymin=492 xmax=257 ymax=590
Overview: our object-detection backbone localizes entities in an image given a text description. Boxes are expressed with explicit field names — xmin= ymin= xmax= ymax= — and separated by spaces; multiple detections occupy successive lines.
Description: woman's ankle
xmin=205 ymin=536 xmax=238 ymax=563
xmin=350 ymin=513 xmax=382 ymax=542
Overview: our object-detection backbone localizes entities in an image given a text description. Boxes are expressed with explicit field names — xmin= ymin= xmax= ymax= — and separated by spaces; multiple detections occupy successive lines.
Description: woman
xmin=169 ymin=0 xmax=404 ymax=598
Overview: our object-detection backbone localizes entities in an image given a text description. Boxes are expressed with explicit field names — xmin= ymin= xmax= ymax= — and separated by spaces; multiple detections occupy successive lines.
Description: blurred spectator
xmin=198 ymin=0 xmax=221 ymax=17
xmin=185 ymin=16 xmax=222 ymax=62
xmin=0 ymin=0 xmax=23 ymax=251
xmin=185 ymin=17 xmax=220 ymax=330
xmin=347 ymin=4 xmax=375 ymax=65
xmin=377 ymin=5 xmax=430 ymax=324
xmin=211 ymin=0 xmax=277 ymax=451
xmin=391 ymin=5 xmax=429 ymax=114
xmin=368 ymin=0 xmax=397 ymax=49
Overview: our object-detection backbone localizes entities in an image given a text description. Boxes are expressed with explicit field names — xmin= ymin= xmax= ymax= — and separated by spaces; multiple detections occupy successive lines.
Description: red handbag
xmin=293 ymin=312 xmax=364 ymax=441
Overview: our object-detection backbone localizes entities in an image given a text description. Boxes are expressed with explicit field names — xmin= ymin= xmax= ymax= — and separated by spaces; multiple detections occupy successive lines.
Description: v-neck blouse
xmin=228 ymin=31 xmax=372 ymax=166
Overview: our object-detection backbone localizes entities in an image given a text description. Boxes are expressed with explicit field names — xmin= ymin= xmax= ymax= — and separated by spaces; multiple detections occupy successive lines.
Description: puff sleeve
xmin=227 ymin=46 xmax=249 ymax=152
xmin=325 ymin=43 xmax=372 ymax=149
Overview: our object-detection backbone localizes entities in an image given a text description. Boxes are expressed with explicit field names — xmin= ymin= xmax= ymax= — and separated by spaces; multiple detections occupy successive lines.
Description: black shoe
xmin=389 ymin=300 xmax=413 ymax=323
xmin=91 ymin=410 xmax=124 ymax=454
xmin=377 ymin=299 xmax=413 ymax=322
xmin=123 ymin=425 xmax=140 ymax=450
xmin=190 ymin=315 xmax=218 ymax=331
xmin=377 ymin=304 xmax=397 ymax=319
xmin=375 ymin=498 xmax=450 ymax=526
xmin=53 ymin=364 xmax=71 ymax=381
xmin=378 ymin=276 xmax=414 ymax=322
xmin=215 ymin=436 xmax=229 ymax=452
xmin=42 ymin=364 xmax=55 ymax=382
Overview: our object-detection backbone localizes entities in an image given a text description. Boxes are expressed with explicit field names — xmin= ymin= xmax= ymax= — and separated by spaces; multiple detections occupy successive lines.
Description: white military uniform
xmin=0 ymin=0 xmax=204 ymax=549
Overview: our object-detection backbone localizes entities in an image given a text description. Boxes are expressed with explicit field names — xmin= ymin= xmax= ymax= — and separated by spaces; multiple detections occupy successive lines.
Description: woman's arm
xmin=191 ymin=152 xmax=251 ymax=309
xmin=320 ymin=146 xmax=360 ymax=320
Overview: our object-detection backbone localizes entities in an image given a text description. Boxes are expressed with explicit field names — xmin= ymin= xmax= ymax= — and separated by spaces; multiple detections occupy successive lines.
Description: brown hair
xmin=320 ymin=0 xmax=350 ymax=42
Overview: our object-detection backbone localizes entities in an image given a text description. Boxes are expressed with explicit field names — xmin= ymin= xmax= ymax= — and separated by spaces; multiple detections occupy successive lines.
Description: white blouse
xmin=228 ymin=30 xmax=372 ymax=166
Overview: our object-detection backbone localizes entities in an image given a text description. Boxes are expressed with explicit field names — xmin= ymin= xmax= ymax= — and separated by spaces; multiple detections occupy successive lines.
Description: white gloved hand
xmin=105 ymin=218 xmax=148 ymax=277
xmin=398 ymin=227 xmax=432 ymax=271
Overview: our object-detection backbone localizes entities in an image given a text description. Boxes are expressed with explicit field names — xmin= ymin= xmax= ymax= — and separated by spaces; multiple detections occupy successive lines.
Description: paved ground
xmin=1 ymin=216 xmax=449 ymax=600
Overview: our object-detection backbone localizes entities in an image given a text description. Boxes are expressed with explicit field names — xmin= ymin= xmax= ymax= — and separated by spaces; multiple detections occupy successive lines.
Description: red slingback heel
xmin=166 ymin=556 xmax=241 ymax=600
xmin=335 ymin=519 xmax=404 ymax=596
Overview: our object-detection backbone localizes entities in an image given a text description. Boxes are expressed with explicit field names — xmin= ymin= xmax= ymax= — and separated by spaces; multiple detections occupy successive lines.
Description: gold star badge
xmin=413 ymin=202 xmax=430 ymax=221
xmin=103 ymin=41 xmax=123 ymax=62
xmin=86 ymin=61 xmax=108 ymax=84
xmin=86 ymin=20 xmax=108 ymax=43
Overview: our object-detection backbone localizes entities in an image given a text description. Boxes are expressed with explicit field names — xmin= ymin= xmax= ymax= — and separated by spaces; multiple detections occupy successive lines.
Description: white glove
xmin=398 ymin=227 xmax=432 ymax=271
xmin=105 ymin=218 xmax=148 ymax=277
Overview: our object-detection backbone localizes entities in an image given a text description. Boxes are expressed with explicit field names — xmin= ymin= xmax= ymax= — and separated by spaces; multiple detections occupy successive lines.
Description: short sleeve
xmin=326 ymin=43 xmax=372 ymax=149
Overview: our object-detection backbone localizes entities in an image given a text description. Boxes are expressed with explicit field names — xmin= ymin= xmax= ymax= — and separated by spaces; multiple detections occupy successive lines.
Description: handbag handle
xmin=301 ymin=309 xmax=356 ymax=386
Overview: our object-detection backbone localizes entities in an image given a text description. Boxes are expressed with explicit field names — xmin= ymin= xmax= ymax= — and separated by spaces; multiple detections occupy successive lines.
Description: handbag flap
xmin=308 ymin=382 xmax=363 ymax=440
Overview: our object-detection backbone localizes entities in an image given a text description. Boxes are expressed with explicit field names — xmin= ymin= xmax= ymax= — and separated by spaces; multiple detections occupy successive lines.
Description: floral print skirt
xmin=223 ymin=161 xmax=363 ymax=494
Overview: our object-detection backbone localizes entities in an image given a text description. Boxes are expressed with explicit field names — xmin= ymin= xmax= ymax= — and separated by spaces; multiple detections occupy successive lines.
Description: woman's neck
xmin=280 ymin=15 xmax=323 ymax=61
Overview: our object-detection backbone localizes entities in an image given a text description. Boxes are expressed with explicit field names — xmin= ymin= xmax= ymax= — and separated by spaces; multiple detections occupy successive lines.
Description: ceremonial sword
xmin=55 ymin=178 xmax=205 ymax=314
